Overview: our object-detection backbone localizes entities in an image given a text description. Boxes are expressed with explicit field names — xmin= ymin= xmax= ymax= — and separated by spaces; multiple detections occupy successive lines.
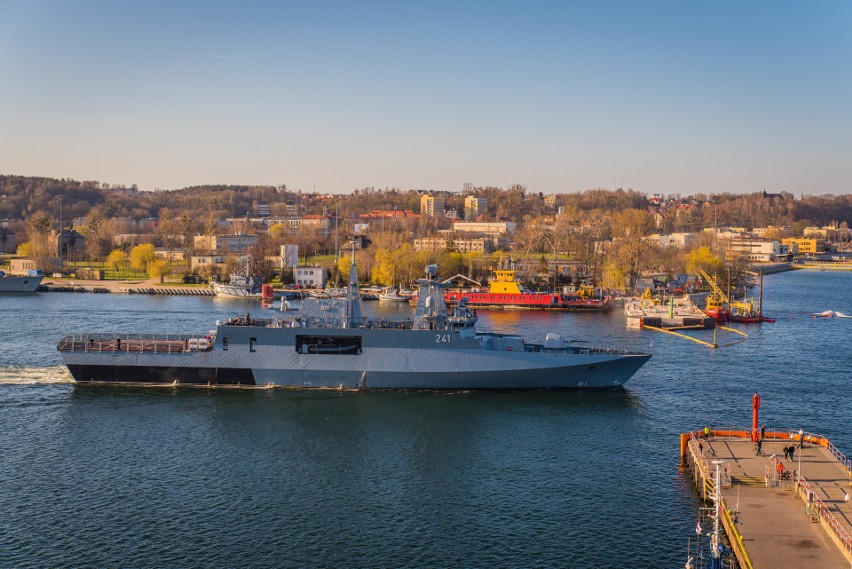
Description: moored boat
xmin=698 ymin=270 xmax=729 ymax=323
xmin=444 ymin=268 xmax=611 ymax=311
xmin=0 ymin=269 xmax=44 ymax=293
xmin=212 ymin=272 xmax=264 ymax=298
xmin=378 ymin=287 xmax=414 ymax=302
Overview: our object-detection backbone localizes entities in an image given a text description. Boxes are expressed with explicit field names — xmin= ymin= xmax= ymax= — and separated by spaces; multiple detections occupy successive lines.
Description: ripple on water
xmin=1 ymin=272 xmax=851 ymax=567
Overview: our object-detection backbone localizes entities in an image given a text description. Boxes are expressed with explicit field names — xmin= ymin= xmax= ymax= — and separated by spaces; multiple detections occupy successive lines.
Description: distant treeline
xmin=1 ymin=174 xmax=850 ymax=230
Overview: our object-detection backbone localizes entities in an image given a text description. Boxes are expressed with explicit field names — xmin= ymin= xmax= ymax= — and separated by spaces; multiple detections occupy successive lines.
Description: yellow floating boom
xmin=642 ymin=324 xmax=747 ymax=348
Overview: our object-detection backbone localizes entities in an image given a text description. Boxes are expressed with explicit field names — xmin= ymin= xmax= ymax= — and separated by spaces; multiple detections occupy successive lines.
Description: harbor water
xmin=1 ymin=270 xmax=851 ymax=567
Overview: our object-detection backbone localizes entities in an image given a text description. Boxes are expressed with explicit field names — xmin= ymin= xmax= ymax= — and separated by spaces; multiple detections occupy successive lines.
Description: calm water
xmin=1 ymin=270 xmax=851 ymax=568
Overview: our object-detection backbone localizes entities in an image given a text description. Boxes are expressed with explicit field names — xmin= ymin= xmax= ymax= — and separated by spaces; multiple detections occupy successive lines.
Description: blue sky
xmin=1 ymin=0 xmax=850 ymax=195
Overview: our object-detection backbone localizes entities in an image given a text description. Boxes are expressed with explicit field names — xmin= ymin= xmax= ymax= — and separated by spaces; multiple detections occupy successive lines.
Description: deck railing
xmin=57 ymin=333 xmax=213 ymax=354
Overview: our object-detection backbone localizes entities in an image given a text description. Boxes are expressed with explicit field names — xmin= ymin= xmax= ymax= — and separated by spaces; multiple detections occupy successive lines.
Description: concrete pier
xmin=683 ymin=428 xmax=852 ymax=569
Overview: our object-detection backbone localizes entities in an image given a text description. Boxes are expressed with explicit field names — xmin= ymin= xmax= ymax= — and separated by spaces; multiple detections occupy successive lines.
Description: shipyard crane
xmin=698 ymin=268 xmax=761 ymax=316
xmin=697 ymin=269 xmax=730 ymax=304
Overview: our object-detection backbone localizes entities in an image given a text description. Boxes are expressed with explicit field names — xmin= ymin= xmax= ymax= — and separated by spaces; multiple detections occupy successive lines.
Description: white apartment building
xmin=295 ymin=266 xmax=327 ymax=288
xmin=725 ymin=238 xmax=781 ymax=262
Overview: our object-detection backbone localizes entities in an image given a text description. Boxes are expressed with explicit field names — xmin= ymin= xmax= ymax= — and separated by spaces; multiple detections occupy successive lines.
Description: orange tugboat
xmin=444 ymin=267 xmax=612 ymax=311
xmin=698 ymin=268 xmax=774 ymax=324
xmin=698 ymin=269 xmax=729 ymax=322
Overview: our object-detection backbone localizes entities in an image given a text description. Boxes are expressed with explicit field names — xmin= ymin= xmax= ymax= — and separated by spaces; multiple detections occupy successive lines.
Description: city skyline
xmin=1 ymin=0 xmax=850 ymax=195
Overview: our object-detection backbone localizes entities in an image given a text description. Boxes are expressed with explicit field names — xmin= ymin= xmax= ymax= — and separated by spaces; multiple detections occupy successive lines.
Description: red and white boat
xmin=444 ymin=268 xmax=611 ymax=311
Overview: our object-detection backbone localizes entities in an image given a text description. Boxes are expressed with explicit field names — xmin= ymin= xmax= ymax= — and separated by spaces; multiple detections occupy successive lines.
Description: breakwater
xmin=39 ymin=284 xmax=215 ymax=295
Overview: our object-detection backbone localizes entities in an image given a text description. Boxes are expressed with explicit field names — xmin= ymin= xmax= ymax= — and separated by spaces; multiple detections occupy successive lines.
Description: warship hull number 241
xmin=58 ymin=256 xmax=650 ymax=390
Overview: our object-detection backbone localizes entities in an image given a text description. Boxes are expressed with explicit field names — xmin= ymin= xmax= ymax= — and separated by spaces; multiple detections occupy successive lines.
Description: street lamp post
xmin=57 ymin=196 xmax=63 ymax=268
xmin=798 ymin=428 xmax=803 ymax=490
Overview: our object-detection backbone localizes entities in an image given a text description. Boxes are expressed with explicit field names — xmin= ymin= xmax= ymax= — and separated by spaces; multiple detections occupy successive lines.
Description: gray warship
xmin=58 ymin=259 xmax=650 ymax=389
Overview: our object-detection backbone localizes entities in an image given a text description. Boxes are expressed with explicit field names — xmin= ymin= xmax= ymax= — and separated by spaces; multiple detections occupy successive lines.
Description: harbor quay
xmin=682 ymin=428 xmax=852 ymax=569
xmin=37 ymin=277 xmax=217 ymax=295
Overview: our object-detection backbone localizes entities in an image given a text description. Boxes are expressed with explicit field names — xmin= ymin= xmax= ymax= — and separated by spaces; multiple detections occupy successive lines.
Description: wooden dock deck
xmin=683 ymin=429 xmax=852 ymax=569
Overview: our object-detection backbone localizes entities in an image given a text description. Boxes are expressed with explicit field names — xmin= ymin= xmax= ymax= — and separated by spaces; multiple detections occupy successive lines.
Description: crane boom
xmin=697 ymin=269 xmax=730 ymax=303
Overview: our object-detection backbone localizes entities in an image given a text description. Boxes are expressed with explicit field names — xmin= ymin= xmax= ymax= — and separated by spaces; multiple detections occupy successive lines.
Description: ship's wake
xmin=0 ymin=366 xmax=75 ymax=384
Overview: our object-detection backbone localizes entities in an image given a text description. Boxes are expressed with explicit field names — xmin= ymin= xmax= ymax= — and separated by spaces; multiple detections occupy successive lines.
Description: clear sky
xmin=1 ymin=0 xmax=850 ymax=195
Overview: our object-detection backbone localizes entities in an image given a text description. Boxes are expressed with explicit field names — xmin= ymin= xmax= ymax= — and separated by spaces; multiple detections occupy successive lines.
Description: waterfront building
xmin=726 ymin=238 xmax=782 ymax=262
xmin=295 ymin=266 xmax=327 ymax=288
xmin=782 ymin=237 xmax=826 ymax=255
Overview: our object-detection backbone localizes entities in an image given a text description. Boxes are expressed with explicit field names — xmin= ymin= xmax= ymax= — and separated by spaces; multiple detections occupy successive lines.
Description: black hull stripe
xmin=67 ymin=365 xmax=256 ymax=385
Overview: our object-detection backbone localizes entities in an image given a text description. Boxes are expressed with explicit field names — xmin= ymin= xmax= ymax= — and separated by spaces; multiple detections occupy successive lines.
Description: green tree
xmin=147 ymin=258 xmax=172 ymax=283
xmin=129 ymin=243 xmax=157 ymax=274
xmin=601 ymin=261 xmax=626 ymax=292
xmin=106 ymin=249 xmax=128 ymax=276
xmin=685 ymin=246 xmax=724 ymax=277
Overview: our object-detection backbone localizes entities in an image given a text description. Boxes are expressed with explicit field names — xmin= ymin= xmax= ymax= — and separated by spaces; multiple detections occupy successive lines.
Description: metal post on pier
xmin=797 ymin=428 xmax=803 ymax=492
xmin=711 ymin=460 xmax=724 ymax=569
xmin=752 ymin=392 xmax=761 ymax=442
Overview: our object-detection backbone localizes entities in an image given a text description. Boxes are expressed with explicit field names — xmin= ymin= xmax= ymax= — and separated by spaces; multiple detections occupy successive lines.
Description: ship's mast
xmin=344 ymin=240 xmax=366 ymax=328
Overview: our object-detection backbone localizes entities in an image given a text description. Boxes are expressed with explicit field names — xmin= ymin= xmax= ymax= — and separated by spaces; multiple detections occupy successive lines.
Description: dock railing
xmin=720 ymin=499 xmax=755 ymax=569
xmin=686 ymin=426 xmax=852 ymax=563
xmin=796 ymin=476 xmax=852 ymax=560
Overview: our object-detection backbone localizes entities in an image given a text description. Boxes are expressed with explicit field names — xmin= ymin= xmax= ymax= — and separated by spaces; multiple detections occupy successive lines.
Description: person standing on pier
xmin=761 ymin=424 xmax=766 ymax=439
xmin=704 ymin=425 xmax=710 ymax=440
xmin=789 ymin=445 xmax=795 ymax=462
xmin=783 ymin=446 xmax=790 ymax=460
